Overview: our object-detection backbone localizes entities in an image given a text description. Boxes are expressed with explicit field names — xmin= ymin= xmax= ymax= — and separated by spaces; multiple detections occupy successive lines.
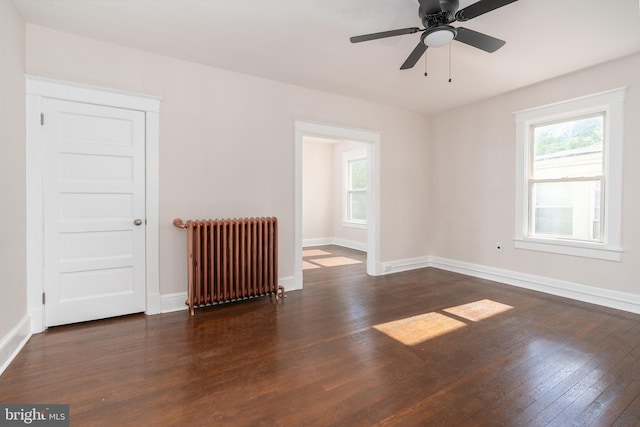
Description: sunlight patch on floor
xmin=373 ymin=299 xmax=514 ymax=346
xmin=303 ymin=249 xmax=331 ymax=257
xmin=443 ymin=299 xmax=513 ymax=322
xmin=302 ymin=260 xmax=321 ymax=270
xmin=312 ymin=256 xmax=362 ymax=267
xmin=373 ymin=312 xmax=466 ymax=345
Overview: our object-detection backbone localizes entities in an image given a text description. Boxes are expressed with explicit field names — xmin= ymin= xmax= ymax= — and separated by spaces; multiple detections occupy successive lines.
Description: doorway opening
xmin=302 ymin=136 xmax=368 ymax=280
xmin=294 ymin=121 xmax=381 ymax=291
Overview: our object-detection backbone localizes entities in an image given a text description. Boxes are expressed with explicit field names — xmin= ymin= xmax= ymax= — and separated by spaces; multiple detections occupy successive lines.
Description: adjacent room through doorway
xmin=302 ymin=135 xmax=369 ymax=261
xmin=294 ymin=120 xmax=381 ymax=288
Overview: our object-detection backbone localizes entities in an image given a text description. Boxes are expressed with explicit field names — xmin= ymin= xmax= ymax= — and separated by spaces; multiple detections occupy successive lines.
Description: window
xmin=530 ymin=114 xmax=604 ymax=241
xmin=514 ymin=88 xmax=625 ymax=261
xmin=344 ymin=149 xmax=367 ymax=225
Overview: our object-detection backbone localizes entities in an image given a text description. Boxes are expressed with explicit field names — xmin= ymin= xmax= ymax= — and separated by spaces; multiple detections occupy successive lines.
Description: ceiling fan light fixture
xmin=423 ymin=26 xmax=456 ymax=48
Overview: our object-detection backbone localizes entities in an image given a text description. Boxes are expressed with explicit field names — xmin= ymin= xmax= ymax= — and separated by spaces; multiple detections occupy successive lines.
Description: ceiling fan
xmin=350 ymin=0 xmax=519 ymax=70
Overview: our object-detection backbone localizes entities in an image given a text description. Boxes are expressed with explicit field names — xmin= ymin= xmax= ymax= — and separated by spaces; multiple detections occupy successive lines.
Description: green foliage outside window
xmin=350 ymin=159 xmax=367 ymax=190
xmin=534 ymin=115 xmax=603 ymax=156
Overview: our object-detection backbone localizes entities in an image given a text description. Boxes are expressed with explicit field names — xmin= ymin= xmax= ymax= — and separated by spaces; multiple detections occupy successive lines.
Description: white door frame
xmin=26 ymin=76 xmax=161 ymax=333
xmin=294 ymin=120 xmax=381 ymax=289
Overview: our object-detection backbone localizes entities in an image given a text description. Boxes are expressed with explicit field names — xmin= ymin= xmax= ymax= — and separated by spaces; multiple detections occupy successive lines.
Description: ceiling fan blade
xmin=455 ymin=0 xmax=518 ymax=21
xmin=400 ymin=42 xmax=428 ymax=70
xmin=350 ymin=27 xmax=421 ymax=43
xmin=454 ymin=27 xmax=505 ymax=52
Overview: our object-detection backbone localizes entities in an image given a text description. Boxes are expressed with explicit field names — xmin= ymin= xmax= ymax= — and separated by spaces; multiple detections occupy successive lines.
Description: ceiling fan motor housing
xmin=438 ymin=0 xmax=460 ymax=13
xmin=419 ymin=0 xmax=459 ymax=27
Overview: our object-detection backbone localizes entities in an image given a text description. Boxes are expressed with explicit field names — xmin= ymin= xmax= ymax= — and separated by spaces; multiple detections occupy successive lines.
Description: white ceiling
xmin=12 ymin=0 xmax=640 ymax=116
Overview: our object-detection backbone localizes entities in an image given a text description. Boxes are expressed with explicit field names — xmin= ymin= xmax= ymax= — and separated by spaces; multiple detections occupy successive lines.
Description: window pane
xmin=532 ymin=115 xmax=603 ymax=179
xmin=535 ymin=181 xmax=573 ymax=206
xmin=531 ymin=180 xmax=602 ymax=242
xmin=350 ymin=159 xmax=367 ymax=190
xmin=349 ymin=191 xmax=367 ymax=221
xmin=591 ymin=181 xmax=601 ymax=240
xmin=535 ymin=207 xmax=573 ymax=236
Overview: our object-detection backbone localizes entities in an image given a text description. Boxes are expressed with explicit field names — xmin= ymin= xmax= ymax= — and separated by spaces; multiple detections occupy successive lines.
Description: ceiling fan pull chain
xmin=448 ymin=43 xmax=453 ymax=83
xmin=424 ymin=51 xmax=428 ymax=77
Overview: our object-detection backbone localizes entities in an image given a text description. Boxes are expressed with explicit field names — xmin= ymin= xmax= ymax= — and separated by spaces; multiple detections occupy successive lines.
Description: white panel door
xmin=42 ymin=98 xmax=146 ymax=327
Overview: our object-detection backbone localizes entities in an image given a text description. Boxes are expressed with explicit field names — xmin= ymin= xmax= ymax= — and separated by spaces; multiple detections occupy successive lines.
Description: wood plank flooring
xmin=1 ymin=245 xmax=640 ymax=426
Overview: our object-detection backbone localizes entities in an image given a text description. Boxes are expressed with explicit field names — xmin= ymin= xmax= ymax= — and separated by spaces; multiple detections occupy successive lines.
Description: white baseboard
xmin=159 ymin=276 xmax=298 ymax=314
xmin=0 ymin=315 xmax=32 ymax=376
xmin=303 ymin=237 xmax=367 ymax=252
xmin=303 ymin=238 xmax=333 ymax=247
xmin=379 ymin=256 xmax=431 ymax=275
xmin=430 ymin=256 xmax=640 ymax=315
xmin=279 ymin=276 xmax=299 ymax=292
xmin=160 ymin=292 xmax=188 ymax=313
xmin=333 ymin=238 xmax=367 ymax=252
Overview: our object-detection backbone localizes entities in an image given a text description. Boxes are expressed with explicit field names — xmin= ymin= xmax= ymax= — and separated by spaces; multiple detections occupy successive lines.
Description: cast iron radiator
xmin=173 ymin=217 xmax=285 ymax=315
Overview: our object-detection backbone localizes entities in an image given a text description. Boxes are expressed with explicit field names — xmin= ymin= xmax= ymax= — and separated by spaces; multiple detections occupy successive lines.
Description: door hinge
xmin=42 ymin=292 xmax=45 ymax=305
xmin=40 ymin=113 xmax=44 ymax=126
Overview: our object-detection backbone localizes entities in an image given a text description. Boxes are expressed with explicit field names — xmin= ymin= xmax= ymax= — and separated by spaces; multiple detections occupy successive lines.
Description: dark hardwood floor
xmin=2 ymin=245 xmax=640 ymax=426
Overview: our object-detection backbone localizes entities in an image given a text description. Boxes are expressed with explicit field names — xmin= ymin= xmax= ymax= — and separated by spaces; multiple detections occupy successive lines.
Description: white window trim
xmin=514 ymin=87 xmax=625 ymax=262
xmin=343 ymin=148 xmax=368 ymax=227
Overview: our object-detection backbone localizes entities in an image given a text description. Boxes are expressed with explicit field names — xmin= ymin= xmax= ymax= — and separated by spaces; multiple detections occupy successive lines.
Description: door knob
xmin=134 ymin=219 xmax=143 ymax=226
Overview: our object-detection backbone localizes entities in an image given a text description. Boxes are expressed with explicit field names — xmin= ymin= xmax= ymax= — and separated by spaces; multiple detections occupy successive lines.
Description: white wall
xmin=25 ymin=24 xmax=431 ymax=295
xmin=302 ymin=141 xmax=333 ymax=240
xmin=0 ymin=2 xmax=28 ymax=368
xmin=427 ymin=53 xmax=640 ymax=296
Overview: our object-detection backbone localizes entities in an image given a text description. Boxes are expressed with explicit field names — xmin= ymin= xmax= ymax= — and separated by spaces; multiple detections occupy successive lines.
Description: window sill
xmin=513 ymin=237 xmax=622 ymax=262
xmin=342 ymin=221 xmax=367 ymax=230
